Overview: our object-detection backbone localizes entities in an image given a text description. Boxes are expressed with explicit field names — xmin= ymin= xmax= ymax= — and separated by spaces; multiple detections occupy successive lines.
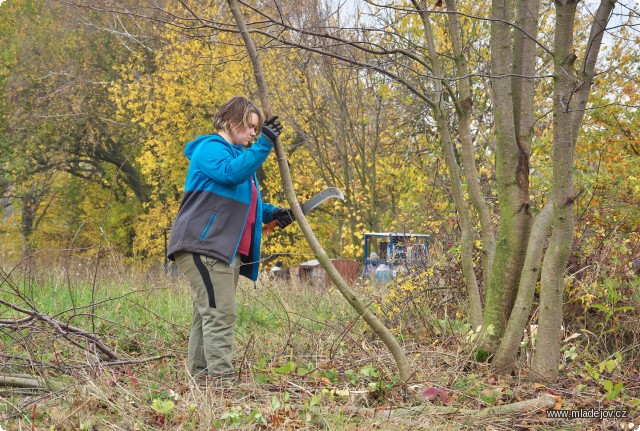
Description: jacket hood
xmin=185 ymin=134 xmax=241 ymax=160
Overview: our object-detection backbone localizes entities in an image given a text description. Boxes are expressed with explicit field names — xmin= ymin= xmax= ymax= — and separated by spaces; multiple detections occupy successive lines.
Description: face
xmin=228 ymin=113 xmax=259 ymax=146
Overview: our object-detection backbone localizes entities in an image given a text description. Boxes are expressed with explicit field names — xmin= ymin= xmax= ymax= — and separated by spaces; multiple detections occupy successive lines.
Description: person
xmin=270 ymin=261 xmax=284 ymax=273
xmin=269 ymin=261 xmax=289 ymax=281
xmin=167 ymin=96 xmax=295 ymax=382
xmin=366 ymin=251 xmax=380 ymax=274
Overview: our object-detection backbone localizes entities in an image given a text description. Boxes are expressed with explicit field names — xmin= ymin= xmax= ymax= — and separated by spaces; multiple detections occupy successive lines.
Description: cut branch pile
xmin=0 ymin=265 xmax=172 ymax=393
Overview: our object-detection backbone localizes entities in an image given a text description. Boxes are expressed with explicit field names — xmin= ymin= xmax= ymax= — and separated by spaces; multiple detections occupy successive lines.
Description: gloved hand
xmin=273 ymin=208 xmax=295 ymax=229
xmin=261 ymin=116 xmax=283 ymax=143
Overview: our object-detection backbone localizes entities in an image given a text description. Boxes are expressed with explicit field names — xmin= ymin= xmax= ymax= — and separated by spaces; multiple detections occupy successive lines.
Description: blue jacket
xmin=167 ymin=133 xmax=278 ymax=281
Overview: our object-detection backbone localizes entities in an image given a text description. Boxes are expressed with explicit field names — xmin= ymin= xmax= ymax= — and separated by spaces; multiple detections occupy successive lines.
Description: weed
xmin=1 ymin=258 xmax=638 ymax=430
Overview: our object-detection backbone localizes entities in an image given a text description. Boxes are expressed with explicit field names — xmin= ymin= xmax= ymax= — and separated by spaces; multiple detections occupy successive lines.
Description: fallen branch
xmin=0 ymin=373 xmax=66 ymax=391
xmin=341 ymin=393 xmax=558 ymax=418
xmin=0 ymin=297 xmax=119 ymax=361
xmin=89 ymin=354 xmax=174 ymax=367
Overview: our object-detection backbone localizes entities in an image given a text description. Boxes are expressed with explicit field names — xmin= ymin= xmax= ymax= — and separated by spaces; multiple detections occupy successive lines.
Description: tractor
xmin=363 ymin=232 xmax=430 ymax=281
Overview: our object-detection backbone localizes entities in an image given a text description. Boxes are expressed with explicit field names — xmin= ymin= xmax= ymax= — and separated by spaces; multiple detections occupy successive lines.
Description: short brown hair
xmin=213 ymin=96 xmax=265 ymax=135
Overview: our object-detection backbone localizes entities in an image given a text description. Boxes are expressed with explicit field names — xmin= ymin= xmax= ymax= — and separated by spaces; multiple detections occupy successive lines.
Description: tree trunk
xmin=482 ymin=0 xmax=532 ymax=354
xmin=445 ymin=0 xmax=496 ymax=292
xmin=531 ymin=0 xmax=579 ymax=383
xmin=488 ymin=0 xmax=542 ymax=372
xmin=20 ymin=190 xmax=35 ymax=255
xmin=491 ymin=203 xmax=553 ymax=373
xmin=412 ymin=0 xmax=483 ymax=328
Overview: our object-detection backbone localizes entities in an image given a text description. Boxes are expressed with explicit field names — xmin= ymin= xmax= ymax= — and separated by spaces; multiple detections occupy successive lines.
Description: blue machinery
xmin=363 ymin=232 xmax=430 ymax=276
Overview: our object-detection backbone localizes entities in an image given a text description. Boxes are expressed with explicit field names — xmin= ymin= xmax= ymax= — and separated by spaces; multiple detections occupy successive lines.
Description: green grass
xmin=1 ymin=259 xmax=638 ymax=430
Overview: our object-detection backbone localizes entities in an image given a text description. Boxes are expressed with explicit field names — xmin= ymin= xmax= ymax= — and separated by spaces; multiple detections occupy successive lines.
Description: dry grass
xmin=1 ymin=255 xmax=638 ymax=430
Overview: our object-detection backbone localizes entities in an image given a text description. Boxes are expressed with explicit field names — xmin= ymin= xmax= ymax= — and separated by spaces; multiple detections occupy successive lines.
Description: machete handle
xmin=262 ymin=219 xmax=278 ymax=235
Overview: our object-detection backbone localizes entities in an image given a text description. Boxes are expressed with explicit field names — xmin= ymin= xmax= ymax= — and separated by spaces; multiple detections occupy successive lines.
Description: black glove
xmin=273 ymin=208 xmax=295 ymax=229
xmin=261 ymin=116 xmax=283 ymax=143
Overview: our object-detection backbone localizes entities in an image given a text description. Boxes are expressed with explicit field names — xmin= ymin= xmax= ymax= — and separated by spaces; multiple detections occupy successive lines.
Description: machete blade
xmin=300 ymin=187 xmax=345 ymax=214
xmin=262 ymin=187 xmax=345 ymax=235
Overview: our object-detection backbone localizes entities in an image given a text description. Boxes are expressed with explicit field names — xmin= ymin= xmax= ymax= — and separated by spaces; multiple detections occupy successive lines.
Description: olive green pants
xmin=174 ymin=252 xmax=240 ymax=378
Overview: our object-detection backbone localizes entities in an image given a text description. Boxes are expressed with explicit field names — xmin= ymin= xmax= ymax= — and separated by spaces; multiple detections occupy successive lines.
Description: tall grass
xmin=1 ymin=257 xmax=399 ymax=430
xmin=1 ymin=255 xmax=638 ymax=430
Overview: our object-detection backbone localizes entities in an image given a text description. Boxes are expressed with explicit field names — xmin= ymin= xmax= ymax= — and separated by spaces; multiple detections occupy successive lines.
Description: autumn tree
xmin=221 ymin=0 xmax=626 ymax=382
xmin=63 ymin=0 xmax=631 ymax=382
xmin=0 ymin=0 xmax=160 ymax=254
xmin=3 ymin=0 xmax=636 ymax=384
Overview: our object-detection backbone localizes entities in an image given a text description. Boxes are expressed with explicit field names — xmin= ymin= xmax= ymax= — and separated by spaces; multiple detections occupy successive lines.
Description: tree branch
xmin=227 ymin=0 xmax=414 ymax=383
xmin=571 ymin=0 xmax=617 ymax=143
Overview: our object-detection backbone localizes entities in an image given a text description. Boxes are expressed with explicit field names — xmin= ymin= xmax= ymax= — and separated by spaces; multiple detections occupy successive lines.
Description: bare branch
xmin=571 ymin=0 xmax=618 ymax=142
xmin=364 ymin=0 xmax=554 ymax=56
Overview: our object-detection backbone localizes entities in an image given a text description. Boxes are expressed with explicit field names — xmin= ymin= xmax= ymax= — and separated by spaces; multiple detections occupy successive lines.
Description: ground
xmin=0 ymin=259 xmax=638 ymax=430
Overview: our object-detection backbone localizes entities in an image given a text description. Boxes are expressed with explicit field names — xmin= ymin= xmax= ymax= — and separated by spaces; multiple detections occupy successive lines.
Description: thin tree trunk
xmin=571 ymin=0 xmax=617 ymax=143
xmin=531 ymin=0 xmax=578 ymax=383
xmin=445 ymin=0 xmax=496 ymax=293
xmin=227 ymin=0 xmax=414 ymax=383
xmin=491 ymin=202 xmax=553 ymax=373
xmin=412 ymin=0 xmax=483 ymax=329
xmin=531 ymin=0 xmax=615 ymax=383
xmin=20 ymin=191 xmax=35 ymax=255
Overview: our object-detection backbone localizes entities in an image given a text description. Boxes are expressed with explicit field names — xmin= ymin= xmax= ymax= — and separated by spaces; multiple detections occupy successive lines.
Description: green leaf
xmin=249 ymin=410 xmax=267 ymax=425
xmin=322 ymin=369 xmax=338 ymax=382
xmin=255 ymin=373 xmax=270 ymax=384
xmin=151 ymin=399 xmax=174 ymax=415
xmin=274 ymin=360 xmax=296 ymax=374
xmin=590 ymin=304 xmax=610 ymax=313
xmin=605 ymin=382 xmax=624 ymax=401
xmin=360 ymin=366 xmax=379 ymax=378
xmin=271 ymin=395 xmax=281 ymax=410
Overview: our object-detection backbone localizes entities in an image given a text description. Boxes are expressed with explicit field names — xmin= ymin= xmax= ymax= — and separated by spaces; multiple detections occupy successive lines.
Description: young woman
xmin=167 ymin=96 xmax=293 ymax=381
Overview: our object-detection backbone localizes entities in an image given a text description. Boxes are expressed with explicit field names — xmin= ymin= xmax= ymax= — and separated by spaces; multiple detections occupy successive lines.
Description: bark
xmin=503 ymin=1 xmax=540 ymax=322
xmin=491 ymin=202 xmax=553 ymax=373
xmin=227 ymin=0 xmax=414 ymax=383
xmin=412 ymin=0 xmax=483 ymax=329
xmin=489 ymin=0 xmax=542 ymax=372
xmin=511 ymin=0 xmax=541 ymax=151
xmin=483 ymin=0 xmax=532 ymax=352
xmin=531 ymin=0 xmax=579 ymax=383
xmin=530 ymin=0 xmax=615 ymax=383
xmin=0 ymin=373 xmax=65 ymax=391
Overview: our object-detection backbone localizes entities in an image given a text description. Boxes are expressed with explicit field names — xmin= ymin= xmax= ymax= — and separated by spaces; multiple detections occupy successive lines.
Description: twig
xmin=89 ymin=354 xmax=174 ymax=367
xmin=237 ymin=333 xmax=254 ymax=381
xmin=283 ymin=379 xmax=314 ymax=396
xmin=0 ymin=297 xmax=119 ymax=360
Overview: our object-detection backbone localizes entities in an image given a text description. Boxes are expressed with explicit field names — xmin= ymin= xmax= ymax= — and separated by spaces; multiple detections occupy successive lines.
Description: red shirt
xmin=237 ymin=180 xmax=258 ymax=256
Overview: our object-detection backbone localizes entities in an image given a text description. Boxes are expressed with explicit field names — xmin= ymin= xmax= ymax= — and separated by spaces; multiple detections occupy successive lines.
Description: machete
xmin=263 ymin=187 xmax=345 ymax=235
